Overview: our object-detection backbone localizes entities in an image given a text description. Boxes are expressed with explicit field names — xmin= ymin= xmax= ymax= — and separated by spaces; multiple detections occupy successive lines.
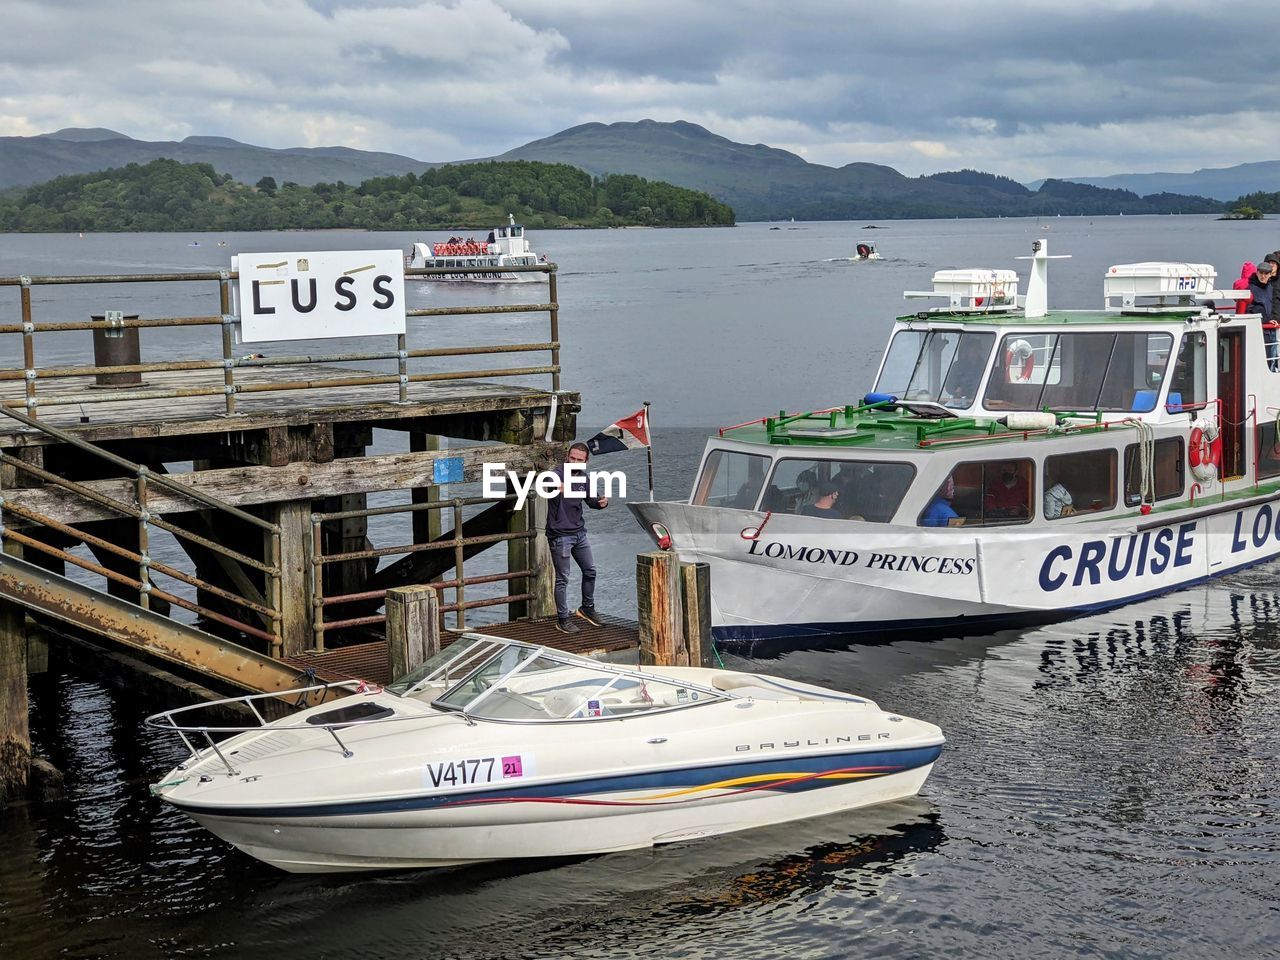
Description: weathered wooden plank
xmin=1 ymin=443 xmax=549 ymax=525
xmin=528 ymin=498 xmax=556 ymax=619
xmin=0 ymin=362 xmax=578 ymax=446
xmin=274 ymin=501 xmax=312 ymax=658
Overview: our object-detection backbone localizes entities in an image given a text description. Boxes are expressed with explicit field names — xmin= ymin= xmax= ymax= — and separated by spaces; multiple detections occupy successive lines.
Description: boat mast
xmin=1017 ymin=238 xmax=1070 ymax=318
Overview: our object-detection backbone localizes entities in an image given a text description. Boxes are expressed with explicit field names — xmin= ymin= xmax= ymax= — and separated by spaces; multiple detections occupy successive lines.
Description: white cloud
xmin=1 ymin=0 xmax=1279 ymax=179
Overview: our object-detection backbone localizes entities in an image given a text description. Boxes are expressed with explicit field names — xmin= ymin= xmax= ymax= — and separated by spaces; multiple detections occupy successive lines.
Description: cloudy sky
xmin=3 ymin=0 xmax=1276 ymax=181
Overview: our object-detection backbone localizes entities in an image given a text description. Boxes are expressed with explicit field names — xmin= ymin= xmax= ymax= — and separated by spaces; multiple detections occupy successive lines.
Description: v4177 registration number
xmin=423 ymin=753 xmax=534 ymax=790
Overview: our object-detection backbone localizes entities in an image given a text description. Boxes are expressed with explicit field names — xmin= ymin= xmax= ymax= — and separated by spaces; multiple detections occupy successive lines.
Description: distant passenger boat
xmin=405 ymin=214 xmax=547 ymax=283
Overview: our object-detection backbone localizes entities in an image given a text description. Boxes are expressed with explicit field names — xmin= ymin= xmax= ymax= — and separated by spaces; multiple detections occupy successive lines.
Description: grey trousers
xmin=550 ymin=530 xmax=596 ymax=620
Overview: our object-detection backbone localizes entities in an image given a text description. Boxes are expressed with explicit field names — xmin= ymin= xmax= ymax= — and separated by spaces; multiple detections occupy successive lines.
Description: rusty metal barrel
xmin=90 ymin=311 xmax=143 ymax=387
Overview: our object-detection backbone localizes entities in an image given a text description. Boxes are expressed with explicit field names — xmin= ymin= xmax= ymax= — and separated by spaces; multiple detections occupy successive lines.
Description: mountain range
xmin=1026 ymin=162 xmax=1280 ymax=202
xmin=0 ymin=121 xmax=1244 ymax=220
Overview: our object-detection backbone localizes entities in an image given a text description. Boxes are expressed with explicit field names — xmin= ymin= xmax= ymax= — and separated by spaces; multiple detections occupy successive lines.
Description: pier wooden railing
xmin=0 ymin=264 xmax=560 ymax=417
xmin=0 ymin=405 xmax=285 ymax=654
xmin=309 ymin=493 xmax=534 ymax=649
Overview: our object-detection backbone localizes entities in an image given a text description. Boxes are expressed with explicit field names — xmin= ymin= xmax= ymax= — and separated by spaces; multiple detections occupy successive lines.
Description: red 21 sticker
xmin=501 ymin=755 xmax=524 ymax=778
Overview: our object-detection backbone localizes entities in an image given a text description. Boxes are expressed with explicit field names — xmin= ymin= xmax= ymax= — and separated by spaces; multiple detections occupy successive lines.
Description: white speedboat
xmin=148 ymin=634 xmax=944 ymax=873
xmin=405 ymin=214 xmax=547 ymax=282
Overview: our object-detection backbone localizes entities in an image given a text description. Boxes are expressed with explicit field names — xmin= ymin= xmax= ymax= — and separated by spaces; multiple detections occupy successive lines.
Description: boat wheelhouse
xmin=405 ymin=214 xmax=547 ymax=283
xmin=631 ymin=241 xmax=1280 ymax=642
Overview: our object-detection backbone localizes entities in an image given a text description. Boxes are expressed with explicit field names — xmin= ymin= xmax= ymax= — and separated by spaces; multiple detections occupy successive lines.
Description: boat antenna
xmin=1015 ymin=238 xmax=1070 ymax=318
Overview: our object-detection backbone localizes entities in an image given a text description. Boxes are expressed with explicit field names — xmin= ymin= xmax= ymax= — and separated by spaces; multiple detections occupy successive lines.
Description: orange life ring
xmin=1189 ymin=420 xmax=1221 ymax=481
xmin=1005 ymin=340 xmax=1035 ymax=382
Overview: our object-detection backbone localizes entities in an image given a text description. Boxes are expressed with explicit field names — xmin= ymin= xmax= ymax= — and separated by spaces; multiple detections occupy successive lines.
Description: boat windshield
xmin=387 ymin=634 xmax=510 ymax=699
xmin=983 ymin=331 xmax=1173 ymax=412
xmin=693 ymin=448 xmax=771 ymax=508
xmin=426 ymin=640 xmax=728 ymax=722
xmin=876 ymin=330 xmax=995 ymax=408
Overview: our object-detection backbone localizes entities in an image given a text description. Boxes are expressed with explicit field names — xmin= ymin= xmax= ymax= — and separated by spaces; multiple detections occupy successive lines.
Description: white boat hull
xmin=632 ymin=493 xmax=1280 ymax=641
xmin=186 ymin=760 xmax=935 ymax=873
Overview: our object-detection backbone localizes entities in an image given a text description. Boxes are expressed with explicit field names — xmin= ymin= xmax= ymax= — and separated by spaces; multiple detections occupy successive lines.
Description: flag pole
xmin=644 ymin=400 xmax=654 ymax=501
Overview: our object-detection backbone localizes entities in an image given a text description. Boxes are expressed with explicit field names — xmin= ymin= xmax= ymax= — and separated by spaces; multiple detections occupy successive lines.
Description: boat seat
xmin=541 ymin=689 xmax=589 ymax=718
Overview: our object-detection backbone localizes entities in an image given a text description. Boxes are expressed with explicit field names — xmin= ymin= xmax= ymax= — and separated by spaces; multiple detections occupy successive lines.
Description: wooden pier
xmin=0 ymin=264 xmax=709 ymax=801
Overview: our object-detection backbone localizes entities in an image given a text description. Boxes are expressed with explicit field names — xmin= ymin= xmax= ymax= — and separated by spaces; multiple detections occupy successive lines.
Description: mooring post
xmin=386 ymin=585 xmax=440 ymax=682
xmin=679 ymin=561 xmax=713 ymax=669
xmin=528 ymin=497 xmax=556 ymax=619
xmin=0 ymin=597 xmax=30 ymax=802
xmin=637 ymin=551 xmax=685 ymax=666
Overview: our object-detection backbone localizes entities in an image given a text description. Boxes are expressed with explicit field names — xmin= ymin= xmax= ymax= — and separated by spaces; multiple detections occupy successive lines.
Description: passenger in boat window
xmin=920 ymin=476 xmax=963 ymax=527
xmin=940 ymin=334 xmax=994 ymax=408
xmin=801 ymin=482 xmax=843 ymax=519
xmin=1044 ymin=482 xmax=1075 ymax=519
xmin=1045 ymin=449 xmax=1117 ymax=517
xmin=982 ymin=460 xmax=1031 ymax=520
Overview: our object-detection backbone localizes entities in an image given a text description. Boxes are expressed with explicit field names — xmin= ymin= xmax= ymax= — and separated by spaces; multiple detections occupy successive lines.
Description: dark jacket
xmin=1249 ymin=271 xmax=1274 ymax=323
xmin=545 ymin=466 xmax=606 ymax=537
xmin=1269 ymin=252 xmax=1280 ymax=317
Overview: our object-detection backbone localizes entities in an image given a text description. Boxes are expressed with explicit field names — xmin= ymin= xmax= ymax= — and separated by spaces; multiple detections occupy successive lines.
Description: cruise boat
xmin=631 ymin=241 xmax=1278 ymax=642
xmin=405 ymin=214 xmax=547 ymax=282
xmin=148 ymin=634 xmax=944 ymax=873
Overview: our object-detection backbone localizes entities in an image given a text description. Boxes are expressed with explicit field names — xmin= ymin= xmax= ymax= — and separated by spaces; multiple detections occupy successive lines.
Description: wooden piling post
xmin=386 ymin=585 xmax=440 ymax=681
xmin=679 ymin=561 xmax=713 ymax=669
xmin=409 ymin=432 xmax=443 ymax=547
xmin=0 ymin=597 xmax=30 ymax=802
xmin=637 ymin=551 xmax=684 ymax=666
xmin=528 ymin=497 xmax=557 ymax=619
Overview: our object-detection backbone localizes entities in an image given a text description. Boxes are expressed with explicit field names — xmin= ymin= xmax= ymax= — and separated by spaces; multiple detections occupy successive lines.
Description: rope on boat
xmin=1125 ymin=418 xmax=1156 ymax=506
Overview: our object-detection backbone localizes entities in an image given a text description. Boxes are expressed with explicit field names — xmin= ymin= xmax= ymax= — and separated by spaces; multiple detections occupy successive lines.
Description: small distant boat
xmin=148 ymin=633 xmax=944 ymax=873
xmin=405 ymin=214 xmax=547 ymax=283
xmin=854 ymin=241 xmax=881 ymax=261
xmin=188 ymin=241 xmax=200 ymax=247
xmin=216 ymin=240 xmax=228 ymax=247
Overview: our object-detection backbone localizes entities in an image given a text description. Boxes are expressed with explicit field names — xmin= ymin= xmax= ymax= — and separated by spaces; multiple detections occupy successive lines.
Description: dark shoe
xmin=555 ymin=618 xmax=580 ymax=635
xmin=576 ymin=606 xmax=604 ymax=627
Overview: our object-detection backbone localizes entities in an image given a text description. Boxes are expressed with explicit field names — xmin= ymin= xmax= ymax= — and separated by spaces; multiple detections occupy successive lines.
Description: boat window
xmin=389 ymin=634 xmax=516 ymax=698
xmin=443 ymin=654 xmax=725 ymax=721
xmin=762 ymin=457 xmax=915 ymax=521
xmin=1043 ymin=449 xmax=1117 ymax=519
xmin=693 ymin=449 xmax=771 ymax=509
xmin=1259 ymin=421 xmax=1280 ymax=480
xmin=984 ymin=332 xmax=1173 ymax=411
xmin=919 ymin=459 xmax=1034 ymax=527
xmin=874 ymin=330 xmax=993 ymax=406
xmin=1123 ymin=438 xmax=1184 ymax=505
xmin=1166 ymin=332 xmax=1207 ymax=412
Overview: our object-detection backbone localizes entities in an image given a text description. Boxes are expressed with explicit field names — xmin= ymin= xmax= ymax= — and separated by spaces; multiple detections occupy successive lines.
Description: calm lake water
xmin=2 ymin=217 xmax=1279 ymax=958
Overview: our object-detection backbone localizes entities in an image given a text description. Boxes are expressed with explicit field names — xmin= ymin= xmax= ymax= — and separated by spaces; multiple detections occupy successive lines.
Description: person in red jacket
xmin=1234 ymin=261 xmax=1255 ymax=315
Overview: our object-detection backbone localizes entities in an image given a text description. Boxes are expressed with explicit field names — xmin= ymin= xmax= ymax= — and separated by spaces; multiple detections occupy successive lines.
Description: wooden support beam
xmin=273 ymin=500 xmax=313 ymax=658
xmin=507 ymin=499 xmax=531 ymax=621
xmin=0 ymin=597 xmax=30 ymax=803
xmin=409 ymin=432 xmax=442 ymax=547
xmin=679 ymin=561 xmax=713 ymax=669
xmin=637 ymin=551 xmax=684 ymax=667
xmin=386 ymin=585 xmax=440 ymax=682
xmin=1 ymin=443 xmax=548 ymax=525
xmin=528 ymin=497 xmax=556 ymax=619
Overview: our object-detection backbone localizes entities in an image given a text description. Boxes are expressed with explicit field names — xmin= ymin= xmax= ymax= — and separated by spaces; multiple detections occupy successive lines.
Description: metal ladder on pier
xmin=0 ymin=406 xmax=307 ymax=694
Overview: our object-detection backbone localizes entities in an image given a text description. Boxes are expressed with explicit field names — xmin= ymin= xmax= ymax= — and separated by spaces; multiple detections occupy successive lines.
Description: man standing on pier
xmin=547 ymin=442 xmax=609 ymax=634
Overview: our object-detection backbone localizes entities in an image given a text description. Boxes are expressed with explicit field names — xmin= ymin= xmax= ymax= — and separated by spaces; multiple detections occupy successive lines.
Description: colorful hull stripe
xmin=171 ymin=745 xmax=943 ymax=821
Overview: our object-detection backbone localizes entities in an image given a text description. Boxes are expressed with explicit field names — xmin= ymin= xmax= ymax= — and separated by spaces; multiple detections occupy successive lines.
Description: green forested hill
xmin=0 ymin=158 xmax=735 ymax=232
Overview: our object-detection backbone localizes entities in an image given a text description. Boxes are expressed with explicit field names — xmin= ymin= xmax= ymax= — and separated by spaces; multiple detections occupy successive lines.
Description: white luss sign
xmin=234 ymin=250 xmax=406 ymax=342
